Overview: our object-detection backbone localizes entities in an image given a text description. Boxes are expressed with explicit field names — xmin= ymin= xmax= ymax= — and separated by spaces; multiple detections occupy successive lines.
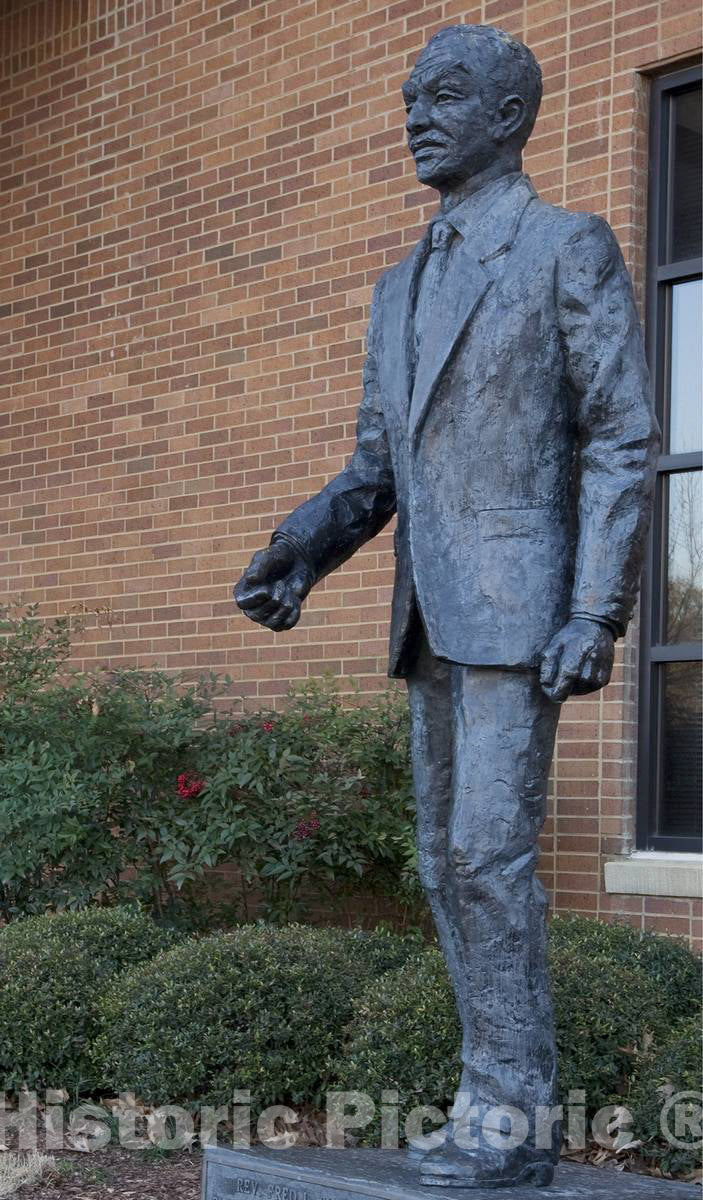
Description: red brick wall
xmin=1 ymin=0 xmax=701 ymax=945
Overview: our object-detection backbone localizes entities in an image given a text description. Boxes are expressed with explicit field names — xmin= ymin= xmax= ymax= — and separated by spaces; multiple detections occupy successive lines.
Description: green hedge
xmin=331 ymin=917 xmax=701 ymax=1153
xmin=550 ymin=945 xmax=664 ymax=1111
xmin=0 ymin=907 xmax=181 ymax=1092
xmin=93 ymin=924 xmax=414 ymax=1108
xmin=331 ymin=944 xmax=665 ymax=1139
xmin=330 ymin=947 xmax=462 ymax=1135
xmin=629 ymin=1016 xmax=702 ymax=1176
xmin=1 ymin=903 xmax=698 ymax=1178
xmin=549 ymin=915 xmax=701 ymax=1029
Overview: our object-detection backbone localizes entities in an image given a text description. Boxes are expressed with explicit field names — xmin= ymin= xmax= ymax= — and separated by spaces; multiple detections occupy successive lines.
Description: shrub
xmin=0 ymin=907 xmax=181 ymax=1093
xmin=190 ymin=678 xmax=418 ymax=924
xmin=332 ymin=947 xmax=461 ymax=1142
xmin=550 ymin=945 xmax=663 ymax=1112
xmin=0 ymin=603 xmax=418 ymax=924
xmin=0 ymin=603 xmax=228 ymax=921
xmin=93 ymin=924 xmax=414 ymax=1108
xmin=331 ymin=919 xmax=700 ymax=1142
xmin=0 ymin=602 xmax=74 ymax=695
xmin=550 ymin=915 xmax=701 ymax=1029
xmin=628 ymin=1016 xmax=703 ymax=1176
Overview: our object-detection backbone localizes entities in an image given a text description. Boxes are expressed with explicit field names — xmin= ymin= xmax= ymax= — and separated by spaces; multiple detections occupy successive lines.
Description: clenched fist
xmin=539 ymin=617 xmax=615 ymax=703
xmin=234 ymin=539 xmax=312 ymax=632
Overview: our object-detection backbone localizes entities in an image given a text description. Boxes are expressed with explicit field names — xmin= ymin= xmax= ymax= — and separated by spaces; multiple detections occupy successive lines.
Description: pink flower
xmin=262 ymin=721 xmax=274 ymax=733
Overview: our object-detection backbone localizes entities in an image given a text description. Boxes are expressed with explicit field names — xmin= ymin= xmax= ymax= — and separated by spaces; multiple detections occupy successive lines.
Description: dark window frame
xmin=638 ymin=63 xmax=702 ymax=852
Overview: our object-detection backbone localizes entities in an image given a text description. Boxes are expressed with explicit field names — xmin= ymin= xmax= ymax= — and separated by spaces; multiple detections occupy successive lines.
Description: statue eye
xmin=435 ymin=92 xmax=456 ymax=104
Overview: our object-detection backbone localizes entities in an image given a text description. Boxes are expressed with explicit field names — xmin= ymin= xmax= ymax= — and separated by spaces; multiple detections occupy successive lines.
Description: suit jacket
xmin=274 ymin=172 xmax=660 ymax=678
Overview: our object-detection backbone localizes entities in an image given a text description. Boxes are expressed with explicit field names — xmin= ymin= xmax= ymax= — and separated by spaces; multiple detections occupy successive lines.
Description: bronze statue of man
xmin=234 ymin=24 xmax=659 ymax=1190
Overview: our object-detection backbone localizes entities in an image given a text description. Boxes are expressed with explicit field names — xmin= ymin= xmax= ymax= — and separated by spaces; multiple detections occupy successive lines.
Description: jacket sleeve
xmin=271 ymin=276 xmax=397 ymax=584
xmin=556 ymin=213 xmax=660 ymax=637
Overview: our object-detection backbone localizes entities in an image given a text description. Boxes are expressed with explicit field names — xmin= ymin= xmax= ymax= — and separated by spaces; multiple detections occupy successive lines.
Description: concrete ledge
xmin=604 ymin=853 xmax=703 ymax=898
xmin=202 ymin=1146 xmax=702 ymax=1198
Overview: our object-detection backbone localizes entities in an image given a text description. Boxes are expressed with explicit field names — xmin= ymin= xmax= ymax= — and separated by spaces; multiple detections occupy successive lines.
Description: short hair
xmin=413 ymin=25 xmax=543 ymax=148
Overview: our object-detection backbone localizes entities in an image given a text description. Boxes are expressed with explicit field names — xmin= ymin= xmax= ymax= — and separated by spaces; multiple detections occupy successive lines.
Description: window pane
xmin=659 ymin=662 xmax=702 ymax=839
xmin=669 ymin=279 xmax=703 ymax=454
xmin=665 ymin=470 xmax=703 ymax=643
xmin=671 ymin=87 xmax=702 ymax=262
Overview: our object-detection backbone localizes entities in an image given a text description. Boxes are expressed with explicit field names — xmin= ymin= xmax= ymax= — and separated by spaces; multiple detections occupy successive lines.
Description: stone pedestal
xmin=202 ymin=1146 xmax=701 ymax=1199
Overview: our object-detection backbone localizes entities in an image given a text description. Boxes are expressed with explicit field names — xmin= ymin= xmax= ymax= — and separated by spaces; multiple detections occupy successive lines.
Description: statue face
xmin=403 ymin=51 xmax=503 ymax=190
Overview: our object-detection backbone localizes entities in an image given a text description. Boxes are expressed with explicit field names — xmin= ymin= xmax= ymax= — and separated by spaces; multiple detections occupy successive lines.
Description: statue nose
xmin=407 ymin=98 xmax=432 ymax=132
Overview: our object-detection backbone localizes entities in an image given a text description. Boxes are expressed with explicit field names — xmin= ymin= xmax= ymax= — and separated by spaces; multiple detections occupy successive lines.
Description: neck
xmin=438 ymin=156 xmax=522 ymax=214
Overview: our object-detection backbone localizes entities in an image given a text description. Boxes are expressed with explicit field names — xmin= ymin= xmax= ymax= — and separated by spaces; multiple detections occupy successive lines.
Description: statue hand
xmin=233 ymin=540 xmax=311 ymax=631
xmin=538 ymin=617 xmax=615 ymax=703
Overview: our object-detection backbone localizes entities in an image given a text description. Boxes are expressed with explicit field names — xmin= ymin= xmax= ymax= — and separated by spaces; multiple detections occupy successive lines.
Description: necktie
xmin=430 ymin=217 xmax=453 ymax=251
xmin=414 ymin=218 xmax=453 ymax=361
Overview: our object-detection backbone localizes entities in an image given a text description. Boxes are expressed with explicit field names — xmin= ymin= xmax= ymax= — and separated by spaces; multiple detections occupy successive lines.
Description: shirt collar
xmin=438 ymin=171 xmax=532 ymax=242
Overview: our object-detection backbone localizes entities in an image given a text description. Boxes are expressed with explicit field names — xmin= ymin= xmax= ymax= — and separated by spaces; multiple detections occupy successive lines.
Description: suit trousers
xmin=406 ymin=634 xmax=561 ymax=1155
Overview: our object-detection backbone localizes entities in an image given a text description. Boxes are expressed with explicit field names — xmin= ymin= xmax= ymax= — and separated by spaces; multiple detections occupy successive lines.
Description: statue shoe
xmin=418 ymin=1143 xmax=554 ymax=1189
xmin=405 ymin=1121 xmax=453 ymax=1162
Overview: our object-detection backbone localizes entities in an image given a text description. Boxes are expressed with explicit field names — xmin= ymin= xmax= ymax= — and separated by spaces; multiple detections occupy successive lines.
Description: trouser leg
xmin=407 ymin=644 xmax=561 ymax=1159
xmin=406 ymin=638 xmax=459 ymax=999
xmin=446 ymin=664 xmax=560 ymax=1154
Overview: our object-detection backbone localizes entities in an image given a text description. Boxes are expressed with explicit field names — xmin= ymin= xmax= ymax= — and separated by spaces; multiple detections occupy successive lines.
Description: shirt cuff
xmin=570 ymin=611 xmax=621 ymax=639
xmin=270 ymin=531 xmax=315 ymax=586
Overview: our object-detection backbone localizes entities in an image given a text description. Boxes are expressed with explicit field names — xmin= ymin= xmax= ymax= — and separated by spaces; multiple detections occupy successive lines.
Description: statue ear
xmin=495 ymin=94 xmax=527 ymax=143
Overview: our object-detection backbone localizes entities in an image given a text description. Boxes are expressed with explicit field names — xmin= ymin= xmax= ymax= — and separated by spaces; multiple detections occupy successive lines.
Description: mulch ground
xmin=15 ymin=1147 xmax=201 ymax=1200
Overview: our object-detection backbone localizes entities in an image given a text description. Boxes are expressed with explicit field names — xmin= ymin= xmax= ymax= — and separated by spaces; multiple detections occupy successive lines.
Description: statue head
xmin=403 ymin=25 xmax=542 ymax=192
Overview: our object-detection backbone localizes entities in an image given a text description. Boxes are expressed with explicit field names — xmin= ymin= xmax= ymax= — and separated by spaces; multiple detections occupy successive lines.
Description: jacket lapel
xmin=380 ymin=233 xmax=430 ymax=421
xmin=407 ymin=174 xmax=537 ymax=443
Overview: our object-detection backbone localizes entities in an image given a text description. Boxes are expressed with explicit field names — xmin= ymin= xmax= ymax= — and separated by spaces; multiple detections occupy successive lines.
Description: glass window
xmin=639 ymin=67 xmax=702 ymax=852
xmin=665 ymin=471 xmax=702 ymax=644
xmin=671 ymin=88 xmax=702 ymax=262
xmin=661 ymin=663 xmax=702 ymax=839
xmin=669 ymin=279 xmax=702 ymax=453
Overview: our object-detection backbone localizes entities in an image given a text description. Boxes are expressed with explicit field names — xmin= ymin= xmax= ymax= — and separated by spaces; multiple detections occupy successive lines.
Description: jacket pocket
xmin=477 ymin=506 xmax=552 ymax=540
